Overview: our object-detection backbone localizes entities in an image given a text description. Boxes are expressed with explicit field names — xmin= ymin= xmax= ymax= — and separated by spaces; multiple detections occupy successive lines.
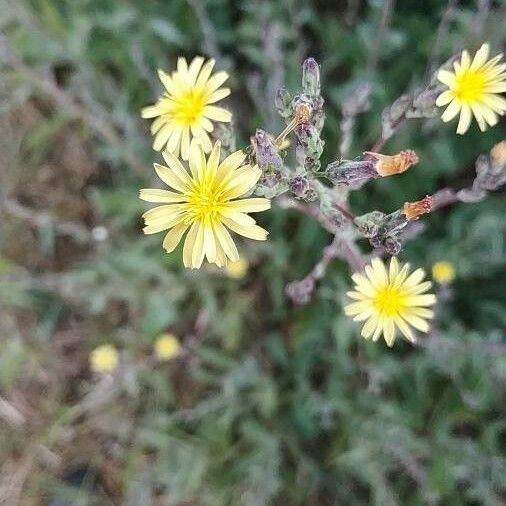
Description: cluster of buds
xmin=327 ymin=150 xmax=419 ymax=187
xmin=276 ymin=58 xmax=326 ymax=171
xmin=457 ymin=140 xmax=506 ymax=203
xmin=355 ymin=196 xmax=432 ymax=254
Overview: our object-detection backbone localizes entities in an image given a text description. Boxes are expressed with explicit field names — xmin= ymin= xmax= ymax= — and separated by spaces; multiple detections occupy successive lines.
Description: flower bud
xmin=289 ymin=175 xmax=310 ymax=197
xmin=364 ymin=150 xmax=419 ymax=177
xmin=302 ymin=57 xmax=320 ymax=96
xmin=354 ymin=210 xmax=385 ymax=238
xmin=286 ymin=278 xmax=315 ymax=305
xmin=327 ymin=160 xmax=377 ymax=186
xmin=253 ymin=129 xmax=282 ymax=170
xmin=384 ymin=236 xmax=402 ymax=255
xmin=403 ymin=195 xmax=432 ymax=220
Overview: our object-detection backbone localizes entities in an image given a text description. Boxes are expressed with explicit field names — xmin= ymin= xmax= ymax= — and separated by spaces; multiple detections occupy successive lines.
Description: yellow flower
xmin=141 ymin=56 xmax=232 ymax=159
xmin=432 ymin=261 xmax=456 ymax=284
xmin=90 ymin=345 xmax=119 ymax=373
xmin=139 ymin=141 xmax=270 ymax=268
xmin=154 ymin=333 xmax=181 ymax=361
xmin=344 ymin=257 xmax=436 ymax=347
xmin=436 ymin=43 xmax=506 ymax=134
xmin=225 ymin=258 xmax=249 ymax=279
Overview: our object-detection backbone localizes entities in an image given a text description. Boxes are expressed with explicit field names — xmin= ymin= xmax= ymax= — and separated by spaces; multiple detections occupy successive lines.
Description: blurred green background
xmin=0 ymin=0 xmax=505 ymax=504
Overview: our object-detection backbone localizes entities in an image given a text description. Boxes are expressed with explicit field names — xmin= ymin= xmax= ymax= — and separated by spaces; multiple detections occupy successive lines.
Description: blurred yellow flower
xmin=432 ymin=261 xmax=456 ymax=284
xmin=90 ymin=345 xmax=118 ymax=373
xmin=225 ymin=258 xmax=249 ymax=279
xmin=436 ymin=43 xmax=506 ymax=134
xmin=154 ymin=333 xmax=181 ymax=361
xmin=139 ymin=141 xmax=270 ymax=269
xmin=142 ymin=56 xmax=232 ymax=159
xmin=345 ymin=257 xmax=436 ymax=347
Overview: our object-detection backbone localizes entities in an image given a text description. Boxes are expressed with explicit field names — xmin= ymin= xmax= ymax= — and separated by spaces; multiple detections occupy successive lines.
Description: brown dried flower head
xmin=490 ymin=140 xmax=506 ymax=165
xmin=403 ymin=195 xmax=433 ymax=221
xmin=364 ymin=149 xmax=419 ymax=177
xmin=294 ymin=103 xmax=312 ymax=125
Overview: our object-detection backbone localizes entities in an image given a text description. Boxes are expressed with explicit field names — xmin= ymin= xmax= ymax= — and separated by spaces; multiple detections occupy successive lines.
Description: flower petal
xmin=162 ymin=223 xmax=189 ymax=252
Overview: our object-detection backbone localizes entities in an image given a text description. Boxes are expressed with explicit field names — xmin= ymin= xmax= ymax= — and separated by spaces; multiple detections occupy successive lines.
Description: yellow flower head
xmin=432 ymin=261 xmax=456 ymax=285
xmin=90 ymin=345 xmax=119 ymax=373
xmin=344 ymin=257 xmax=436 ymax=347
xmin=142 ymin=56 xmax=232 ymax=159
xmin=225 ymin=258 xmax=249 ymax=279
xmin=139 ymin=141 xmax=270 ymax=269
xmin=154 ymin=333 xmax=181 ymax=361
xmin=436 ymin=43 xmax=506 ymax=134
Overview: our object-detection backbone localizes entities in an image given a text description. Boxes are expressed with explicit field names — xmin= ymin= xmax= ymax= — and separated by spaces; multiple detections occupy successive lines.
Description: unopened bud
xmin=403 ymin=195 xmax=432 ymax=220
xmin=327 ymin=160 xmax=377 ymax=186
xmin=302 ymin=57 xmax=320 ymax=96
xmin=286 ymin=278 xmax=315 ymax=305
xmin=365 ymin=149 xmax=419 ymax=177
xmin=384 ymin=236 xmax=402 ymax=255
xmin=252 ymin=129 xmax=282 ymax=170
xmin=354 ymin=211 xmax=385 ymax=238
xmin=289 ymin=175 xmax=310 ymax=197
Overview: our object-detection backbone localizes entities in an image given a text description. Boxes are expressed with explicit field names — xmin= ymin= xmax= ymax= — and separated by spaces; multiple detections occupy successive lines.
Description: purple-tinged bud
xmin=289 ymin=175 xmax=310 ymax=197
xmin=326 ymin=160 xmax=377 ymax=186
xmin=253 ymin=129 xmax=282 ymax=170
xmin=285 ymin=278 xmax=315 ymax=305
xmin=384 ymin=236 xmax=402 ymax=255
xmin=302 ymin=57 xmax=320 ymax=96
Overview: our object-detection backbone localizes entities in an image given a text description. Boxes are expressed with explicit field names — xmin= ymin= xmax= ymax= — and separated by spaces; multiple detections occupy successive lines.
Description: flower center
xmin=186 ymin=184 xmax=225 ymax=223
xmin=172 ymin=89 xmax=205 ymax=125
xmin=454 ymin=69 xmax=486 ymax=102
xmin=373 ymin=286 xmax=405 ymax=316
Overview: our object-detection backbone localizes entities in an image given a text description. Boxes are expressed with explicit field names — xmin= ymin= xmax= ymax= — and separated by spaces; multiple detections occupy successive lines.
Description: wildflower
xmin=344 ymin=257 xmax=436 ymax=346
xmin=225 ymin=258 xmax=249 ymax=279
xmin=139 ymin=141 xmax=270 ymax=268
xmin=154 ymin=333 xmax=182 ymax=361
xmin=141 ymin=56 xmax=232 ymax=159
xmin=432 ymin=261 xmax=456 ymax=285
xmin=436 ymin=43 xmax=506 ymax=134
xmin=403 ymin=195 xmax=432 ymax=220
xmin=364 ymin=150 xmax=418 ymax=177
xmin=90 ymin=345 xmax=119 ymax=373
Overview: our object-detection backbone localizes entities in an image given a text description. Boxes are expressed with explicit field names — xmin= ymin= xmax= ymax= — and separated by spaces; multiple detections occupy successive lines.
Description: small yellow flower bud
xmin=90 ymin=345 xmax=119 ymax=373
xmin=432 ymin=261 xmax=456 ymax=284
xmin=225 ymin=258 xmax=249 ymax=280
xmin=154 ymin=333 xmax=181 ymax=361
xmin=364 ymin=150 xmax=419 ymax=177
xmin=403 ymin=195 xmax=432 ymax=220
